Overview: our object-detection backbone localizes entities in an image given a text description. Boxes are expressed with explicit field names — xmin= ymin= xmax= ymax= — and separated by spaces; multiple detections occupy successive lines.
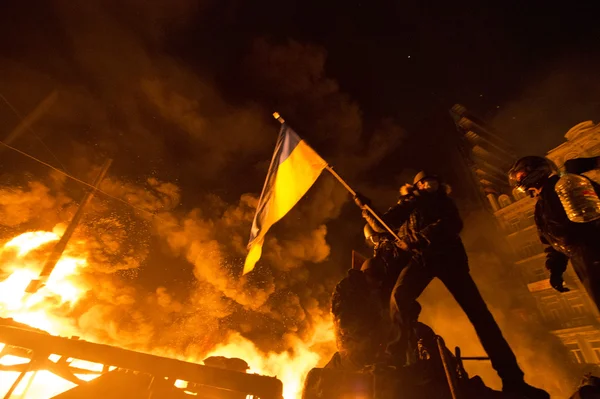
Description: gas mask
xmin=417 ymin=178 xmax=439 ymax=193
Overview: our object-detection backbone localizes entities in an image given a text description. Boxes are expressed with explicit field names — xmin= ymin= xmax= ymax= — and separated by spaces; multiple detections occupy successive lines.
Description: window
xmin=523 ymin=210 xmax=536 ymax=228
xmin=539 ymin=296 xmax=565 ymax=324
xmin=566 ymin=296 xmax=587 ymax=316
xmin=512 ymin=188 xmax=527 ymax=201
xmin=519 ymin=241 xmax=541 ymax=259
xmin=508 ymin=218 xmax=520 ymax=233
xmin=530 ymin=266 xmax=547 ymax=283
xmin=590 ymin=341 xmax=600 ymax=362
xmin=566 ymin=343 xmax=585 ymax=364
xmin=572 ymin=303 xmax=585 ymax=316
xmin=498 ymin=194 xmax=512 ymax=209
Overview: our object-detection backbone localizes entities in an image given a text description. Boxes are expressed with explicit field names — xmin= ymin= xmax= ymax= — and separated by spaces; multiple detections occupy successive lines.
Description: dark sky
xmin=2 ymin=0 xmax=599 ymax=188
xmin=162 ymin=0 xmax=600 ymax=200
xmin=178 ymin=0 xmax=600 ymax=143
xmin=1 ymin=0 xmax=600 ymax=364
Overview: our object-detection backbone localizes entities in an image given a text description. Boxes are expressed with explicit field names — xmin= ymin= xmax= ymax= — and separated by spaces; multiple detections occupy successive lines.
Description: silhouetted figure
xmin=509 ymin=156 xmax=600 ymax=312
xmin=355 ymin=171 xmax=549 ymax=399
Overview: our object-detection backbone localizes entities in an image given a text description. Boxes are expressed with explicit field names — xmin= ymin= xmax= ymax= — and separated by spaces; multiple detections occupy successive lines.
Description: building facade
xmin=492 ymin=121 xmax=600 ymax=366
xmin=449 ymin=104 xmax=546 ymax=327
xmin=449 ymin=104 xmax=518 ymax=211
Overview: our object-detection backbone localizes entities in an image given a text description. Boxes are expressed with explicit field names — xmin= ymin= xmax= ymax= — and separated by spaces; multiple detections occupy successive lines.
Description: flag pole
xmin=271 ymin=112 xmax=402 ymax=242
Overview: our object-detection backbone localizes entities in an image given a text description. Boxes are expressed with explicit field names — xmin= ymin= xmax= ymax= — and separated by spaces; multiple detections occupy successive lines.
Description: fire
xmin=3 ymin=231 xmax=59 ymax=257
xmin=0 ymin=228 xmax=87 ymax=335
xmin=206 ymin=320 xmax=335 ymax=399
xmin=0 ymin=228 xmax=336 ymax=398
xmin=0 ymin=228 xmax=92 ymax=398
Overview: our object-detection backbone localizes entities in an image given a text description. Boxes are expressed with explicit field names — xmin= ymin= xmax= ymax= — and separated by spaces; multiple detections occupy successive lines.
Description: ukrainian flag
xmin=244 ymin=125 xmax=327 ymax=275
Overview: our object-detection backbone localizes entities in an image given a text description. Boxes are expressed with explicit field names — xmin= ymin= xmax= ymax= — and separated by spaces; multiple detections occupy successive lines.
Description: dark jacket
xmin=366 ymin=189 xmax=468 ymax=271
xmin=535 ymin=157 xmax=600 ymax=274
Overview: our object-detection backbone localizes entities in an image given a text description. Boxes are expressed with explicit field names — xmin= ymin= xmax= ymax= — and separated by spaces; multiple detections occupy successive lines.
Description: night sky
xmin=2 ymin=1 xmax=599 ymax=186
xmin=181 ymin=0 xmax=600 ymax=151
xmin=0 ymin=0 xmax=600 ymax=381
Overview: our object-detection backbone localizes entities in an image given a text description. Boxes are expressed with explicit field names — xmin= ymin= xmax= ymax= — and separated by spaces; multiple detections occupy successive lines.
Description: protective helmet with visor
xmin=508 ymin=156 xmax=558 ymax=197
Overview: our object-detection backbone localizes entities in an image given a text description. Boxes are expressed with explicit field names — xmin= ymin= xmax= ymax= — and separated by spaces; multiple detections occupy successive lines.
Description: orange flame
xmin=206 ymin=321 xmax=335 ymax=399
xmin=0 ymin=228 xmax=335 ymax=398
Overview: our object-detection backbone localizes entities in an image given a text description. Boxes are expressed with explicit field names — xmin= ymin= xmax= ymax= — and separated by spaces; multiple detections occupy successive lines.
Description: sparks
xmin=0 ymin=227 xmax=333 ymax=398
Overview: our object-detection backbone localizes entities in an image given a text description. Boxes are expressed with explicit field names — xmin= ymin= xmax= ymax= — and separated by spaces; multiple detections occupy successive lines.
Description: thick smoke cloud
xmin=418 ymin=210 xmax=582 ymax=396
xmin=491 ymin=59 xmax=600 ymax=156
xmin=0 ymin=1 xmax=586 ymax=396
xmin=0 ymin=0 xmax=408 ymax=366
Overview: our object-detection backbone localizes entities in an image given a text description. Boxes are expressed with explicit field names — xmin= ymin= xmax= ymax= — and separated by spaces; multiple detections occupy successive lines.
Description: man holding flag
xmin=245 ymin=114 xmax=549 ymax=399
xmin=243 ymin=113 xmax=401 ymax=275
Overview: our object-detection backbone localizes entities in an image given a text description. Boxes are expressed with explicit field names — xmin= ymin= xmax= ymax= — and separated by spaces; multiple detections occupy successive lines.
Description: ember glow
xmin=0 ymin=228 xmax=334 ymax=398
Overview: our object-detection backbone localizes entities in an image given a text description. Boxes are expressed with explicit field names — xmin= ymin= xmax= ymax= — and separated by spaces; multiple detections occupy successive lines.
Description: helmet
xmin=508 ymin=156 xmax=558 ymax=192
xmin=413 ymin=171 xmax=438 ymax=185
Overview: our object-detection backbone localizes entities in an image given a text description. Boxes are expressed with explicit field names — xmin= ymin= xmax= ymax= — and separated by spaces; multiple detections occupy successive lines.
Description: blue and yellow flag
xmin=244 ymin=125 xmax=327 ymax=275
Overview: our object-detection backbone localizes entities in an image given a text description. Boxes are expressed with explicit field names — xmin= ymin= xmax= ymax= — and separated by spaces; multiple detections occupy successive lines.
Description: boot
xmin=502 ymin=380 xmax=550 ymax=399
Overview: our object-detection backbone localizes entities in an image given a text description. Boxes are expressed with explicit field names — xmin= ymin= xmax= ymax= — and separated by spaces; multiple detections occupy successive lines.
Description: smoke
xmin=418 ymin=209 xmax=581 ymax=396
xmin=3 ymin=1 xmax=583 ymax=397
xmin=491 ymin=59 xmax=600 ymax=156
xmin=0 ymin=182 xmax=59 ymax=228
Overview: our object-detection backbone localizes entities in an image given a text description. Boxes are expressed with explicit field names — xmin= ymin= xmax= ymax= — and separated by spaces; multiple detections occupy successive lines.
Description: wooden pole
xmin=0 ymin=91 xmax=58 ymax=148
xmin=25 ymin=159 xmax=113 ymax=294
xmin=271 ymin=112 xmax=403 ymax=242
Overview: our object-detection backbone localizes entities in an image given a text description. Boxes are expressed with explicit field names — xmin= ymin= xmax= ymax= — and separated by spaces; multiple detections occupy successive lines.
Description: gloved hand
xmin=361 ymin=209 xmax=372 ymax=220
xmin=550 ymin=272 xmax=570 ymax=293
xmin=399 ymin=184 xmax=414 ymax=197
xmin=354 ymin=192 xmax=371 ymax=209
xmin=395 ymin=238 xmax=410 ymax=252
xmin=397 ymin=232 xmax=428 ymax=254
xmin=395 ymin=236 xmax=424 ymax=254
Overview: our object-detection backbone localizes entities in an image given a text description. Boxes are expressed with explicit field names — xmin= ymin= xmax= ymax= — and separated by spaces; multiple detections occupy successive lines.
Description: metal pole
xmin=25 ymin=159 xmax=113 ymax=293
xmin=3 ymin=356 xmax=37 ymax=399
xmin=18 ymin=370 xmax=37 ymax=399
xmin=436 ymin=336 xmax=460 ymax=399
xmin=326 ymin=165 xmax=403 ymax=242
xmin=271 ymin=112 xmax=403 ymax=243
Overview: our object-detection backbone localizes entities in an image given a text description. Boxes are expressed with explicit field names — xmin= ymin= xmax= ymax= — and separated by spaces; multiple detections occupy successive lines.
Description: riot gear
xmin=363 ymin=224 xmax=379 ymax=247
xmin=508 ymin=156 xmax=558 ymax=196
xmin=521 ymin=155 xmax=600 ymax=312
xmin=413 ymin=171 xmax=438 ymax=185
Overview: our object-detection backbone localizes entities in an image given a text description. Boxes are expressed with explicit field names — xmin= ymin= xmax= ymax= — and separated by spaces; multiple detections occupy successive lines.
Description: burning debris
xmin=0 ymin=225 xmax=333 ymax=399
xmin=25 ymin=160 xmax=112 ymax=295
xmin=0 ymin=319 xmax=283 ymax=399
xmin=0 ymin=3 xmax=598 ymax=396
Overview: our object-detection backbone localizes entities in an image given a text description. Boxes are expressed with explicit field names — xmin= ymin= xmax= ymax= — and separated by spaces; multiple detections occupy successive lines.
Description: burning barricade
xmin=0 ymin=226 xmax=285 ymax=397
xmin=0 ymin=317 xmax=283 ymax=399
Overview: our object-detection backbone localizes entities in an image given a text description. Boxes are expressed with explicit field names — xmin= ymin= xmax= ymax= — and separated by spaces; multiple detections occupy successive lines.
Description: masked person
xmin=355 ymin=171 xmax=549 ymax=399
xmin=508 ymin=156 xmax=600 ymax=312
